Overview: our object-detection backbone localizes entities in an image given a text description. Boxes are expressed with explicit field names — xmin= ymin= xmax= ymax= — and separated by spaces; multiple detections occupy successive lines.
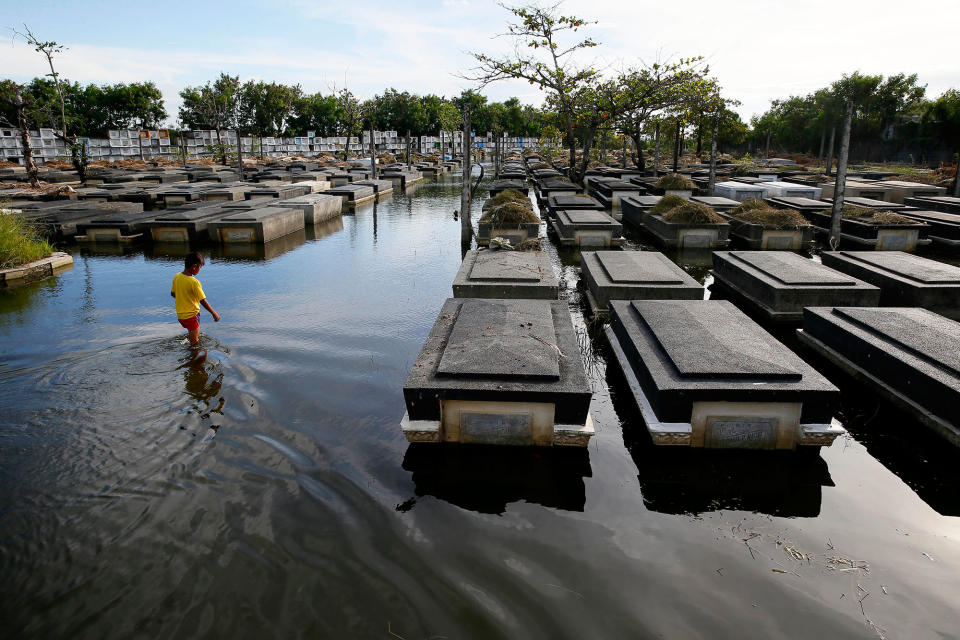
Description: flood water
xmin=2 ymin=172 xmax=959 ymax=639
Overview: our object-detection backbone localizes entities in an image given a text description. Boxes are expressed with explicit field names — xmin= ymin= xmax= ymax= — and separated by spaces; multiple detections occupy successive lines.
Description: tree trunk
xmin=138 ymin=131 xmax=145 ymax=161
xmin=829 ymin=101 xmax=854 ymax=249
xmin=440 ymin=130 xmax=443 ymax=160
xmin=14 ymin=88 xmax=40 ymax=189
xmin=954 ymin=152 xmax=960 ymax=197
xmin=601 ymin=129 xmax=607 ymax=164
xmin=817 ymin=127 xmax=825 ymax=168
xmin=460 ymin=104 xmax=472 ymax=251
xmin=259 ymin=134 xmax=264 ymax=160
xmin=344 ymin=133 xmax=351 ymax=162
xmin=826 ymin=126 xmax=836 ymax=177
xmin=215 ymin=128 xmax=224 ymax=164
xmin=236 ymin=130 xmax=243 ymax=175
xmin=696 ymin=116 xmax=703 ymax=157
xmin=577 ymin=126 xmax=595 ymax=184
xmin=369 ymin=120 xmax=377 ymax=179
xmin=621 ymin=135 xmax=626 ymax=168
xmin=672 ymin=119 xmax=681 ymax=173
xmin=181 ymin=132 xmax=188 ymax=169
xmin=765 ymin=130 xmax=771 ymax=159
xmin=708 ymin=114 xmax=719 ymax=196
xmin=653 ymin=122 xmax=661 ymax=178
xmin=406 ymin=129 xmax=412 ymax=169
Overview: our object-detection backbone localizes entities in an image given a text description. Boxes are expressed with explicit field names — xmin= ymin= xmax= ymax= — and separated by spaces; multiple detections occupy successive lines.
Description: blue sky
xmin=4 ymin=0 xmax=957 ymax=128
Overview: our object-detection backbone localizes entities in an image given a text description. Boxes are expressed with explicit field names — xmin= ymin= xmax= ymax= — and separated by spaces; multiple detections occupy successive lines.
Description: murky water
xmin=2 ymin=173 xmax=959 ymax=639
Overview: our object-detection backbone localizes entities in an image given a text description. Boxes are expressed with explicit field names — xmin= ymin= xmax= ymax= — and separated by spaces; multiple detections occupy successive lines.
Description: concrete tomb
xmin=801 ymin=207 xmax=929 ymax=251
xmin=148 ymin=206 xmax=235 ymax=243
xmin=402 ymin=298 xmax=594 ymax=446
xmin=489 ymin=180 xmax=529 ymax=197
xmin=690 ymin=196 xmax=741 ymax=212
xmin=591 ymin=180 xmax=645 ymax=210
xmin=897 ymin=209 xmax=960 ymax=246
xmin=543 ymin=195 xmax=604 ymax=218
xmin=606 ymin=299 xmax=842 ymax=449
xmin=244 ymin=184 xmax=311 ymax=200
xmin=550 ymin=210 xmax=624 ymax=248
xmin=765 ymin=196 xmax=831 ymax=213
xmin=273 ymin=193 xmax=343 ymax=225
xmin=643 ymin=213 xmax=730 ymax=249
xmin=74 ymin=209 xmax=162 ymax=243
xmin=325 ymin=184 xmax=376 ymax=206
xmin=820 ymin=180 xmax=893 ymax=202
xmin=620 ymin=195 xmax=663 ymax=229
xmin=711 ymin=251 xmax=880 ymax=324
xmin=819 ymin=251 xmax=960 ymax=319
xmin=201 ymin=184 xmax=255 ymax=202
xmin=799 ymin=306 xmax=960 ymax=446
xmin=206 ymin=206 xmax=305 ymax=244
xmin=759 ymin=182 xmax=823 ymax=200
xmin=452 ymin=250 xmax=559 ymax=300
xmin=580 ymin=250 xmax=703 ymax=316
xmin=903 ymin=196 xmax=960 ymax=214
xmin=353 ymin=179 xmax=394 ymax=198
xmin=876 ymin=181 xmax=946 ymax=204
xmin=714 ymin=181 xmax=769 ymax=202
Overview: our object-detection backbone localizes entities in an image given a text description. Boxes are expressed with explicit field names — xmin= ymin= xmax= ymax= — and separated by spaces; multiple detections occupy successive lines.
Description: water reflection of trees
xmin=401 ymin=443 xmax=591 ymax=515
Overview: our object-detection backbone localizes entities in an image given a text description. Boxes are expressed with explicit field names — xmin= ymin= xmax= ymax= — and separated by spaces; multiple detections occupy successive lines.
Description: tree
xmin=0 ymin=80 xmax=40 ymax=187
xmin=334 ymin=86 xmax=362 ymax=160
xmin=12 ymin=26 xmax=90 ymax=180
xmin=465 ymin=3 xmax=599 ymax=183
xmin=288 ymin=92 xmax=340 ymax=137
xmin=179 ymin=73 xmax=241 ymax=163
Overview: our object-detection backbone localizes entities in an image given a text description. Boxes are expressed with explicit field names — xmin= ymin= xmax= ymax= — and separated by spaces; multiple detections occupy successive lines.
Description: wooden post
xmin=826 ymin=125 xmax=836 ymax=177
xmin=461 ymin=103 xmax=472 ymax=249
xmin=672 ymin=119 xmax=681 ymax=173
xmin=708 ymin=114 xmax=718 ymax=196
xmin=369 ymin=120 xmax=377 ymax=179
xmin=653 ymin=122 xmax=661 ymax=177
xmin=829 ymin=101 xmax=854 ymax=250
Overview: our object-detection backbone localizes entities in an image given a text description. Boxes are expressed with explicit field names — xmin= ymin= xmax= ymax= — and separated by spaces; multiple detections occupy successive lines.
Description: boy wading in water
xmin=171 ymin=252 xmax=220 ymax=346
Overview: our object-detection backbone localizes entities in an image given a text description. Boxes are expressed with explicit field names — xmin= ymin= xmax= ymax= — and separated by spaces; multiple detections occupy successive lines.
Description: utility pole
xmin=460 ymin=102 xmax=472 ymax=250
xmin=708 ymin=114 xmax=719 ymax=196
xmin=829 ymin=101 xmax=854 ymax=249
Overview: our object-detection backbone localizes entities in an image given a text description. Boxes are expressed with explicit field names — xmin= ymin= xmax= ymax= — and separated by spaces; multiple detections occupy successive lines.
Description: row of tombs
xmin=0 ymin=159 xmax=445 ymax=247
xmin=400 ymin=153 xmax=960 ymax=455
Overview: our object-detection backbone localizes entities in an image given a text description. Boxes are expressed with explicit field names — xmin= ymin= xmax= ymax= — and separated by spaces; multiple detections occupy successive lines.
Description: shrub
xmin=483 ymin=189 xmax=529 ymax=211
xmin=661 ymin=201 xmax=725 ymax=224
xmin=729 ymin=199 xmax=769 ymax=215
xmin=656 ymin=173 xmax=696 ymax=190
xmin=842 ymin=205 xmax=916 ymax=225
xmin=733 ymin=207 xmax=809 ymax=229
xmin=0 ymin=211 xmax=54 ymax=269
xmin=480 ymin=201 xmax=541 ymax=225
xmin=649 ymin=194 xmax=687 ymax=215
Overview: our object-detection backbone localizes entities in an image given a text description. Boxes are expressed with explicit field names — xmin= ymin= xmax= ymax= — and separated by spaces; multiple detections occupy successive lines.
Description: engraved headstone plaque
xmin=460 ymin=411 xmax=533 ymax=445
xmin=705 ymin=418 xmax=778 ymax=449
xmin=579 ymin=232 xmax=609 ymax=246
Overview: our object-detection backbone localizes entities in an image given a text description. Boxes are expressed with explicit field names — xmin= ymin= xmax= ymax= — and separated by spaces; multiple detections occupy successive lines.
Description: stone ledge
xmin=0 ymin=251 xmax=73 ymax=286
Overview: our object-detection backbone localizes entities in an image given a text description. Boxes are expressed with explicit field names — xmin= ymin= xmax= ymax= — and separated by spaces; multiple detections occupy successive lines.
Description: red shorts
xmin=178 ymin=314 xmax=200 ymax=331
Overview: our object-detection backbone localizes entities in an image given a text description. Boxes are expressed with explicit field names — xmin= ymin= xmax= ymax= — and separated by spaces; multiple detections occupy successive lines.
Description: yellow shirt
xmin=171 ymin=272 xmax=206 ymax=319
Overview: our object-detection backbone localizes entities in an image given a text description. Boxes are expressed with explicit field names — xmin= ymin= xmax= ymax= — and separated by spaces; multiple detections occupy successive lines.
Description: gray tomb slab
xmin=437 ymin=299 xmax=560 ymax=379
xmin=898 ymin=209 xmax=960 ymax=244
xmin=206 ymin=206 xmax=304 ymax=243
xmin=452 ymin=250 xmax=559 ymax=300
xmin=402 ymin=298 xmax=594 ymax=446
xmin=273 ymin=193 xmax=343 ymax=224
xmin=580 ymin=250 xmax=702 ymax=314
xmin=148 ymin=206 xmax=234 ymax=242
xmin=552 ymin=209 xmax=623 ymax=247
xmin=820 ymin=251 xmax=960 ymax=319
xmin=766 ymin=196 xmax=831 ymax=212
xmin=799 ymin=306 xmax=960 ymax=445
xmin=712 ymin=251 xmax=880 ymax=323
xmin=606 ymin=299 xmax=841 ymax=448
xmin=691 ymin=196 xmax=741 ymax=212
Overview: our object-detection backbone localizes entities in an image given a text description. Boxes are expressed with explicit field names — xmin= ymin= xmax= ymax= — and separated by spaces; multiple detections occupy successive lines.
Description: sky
xmin=2 ymin=0 xmax=957 ymax=129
